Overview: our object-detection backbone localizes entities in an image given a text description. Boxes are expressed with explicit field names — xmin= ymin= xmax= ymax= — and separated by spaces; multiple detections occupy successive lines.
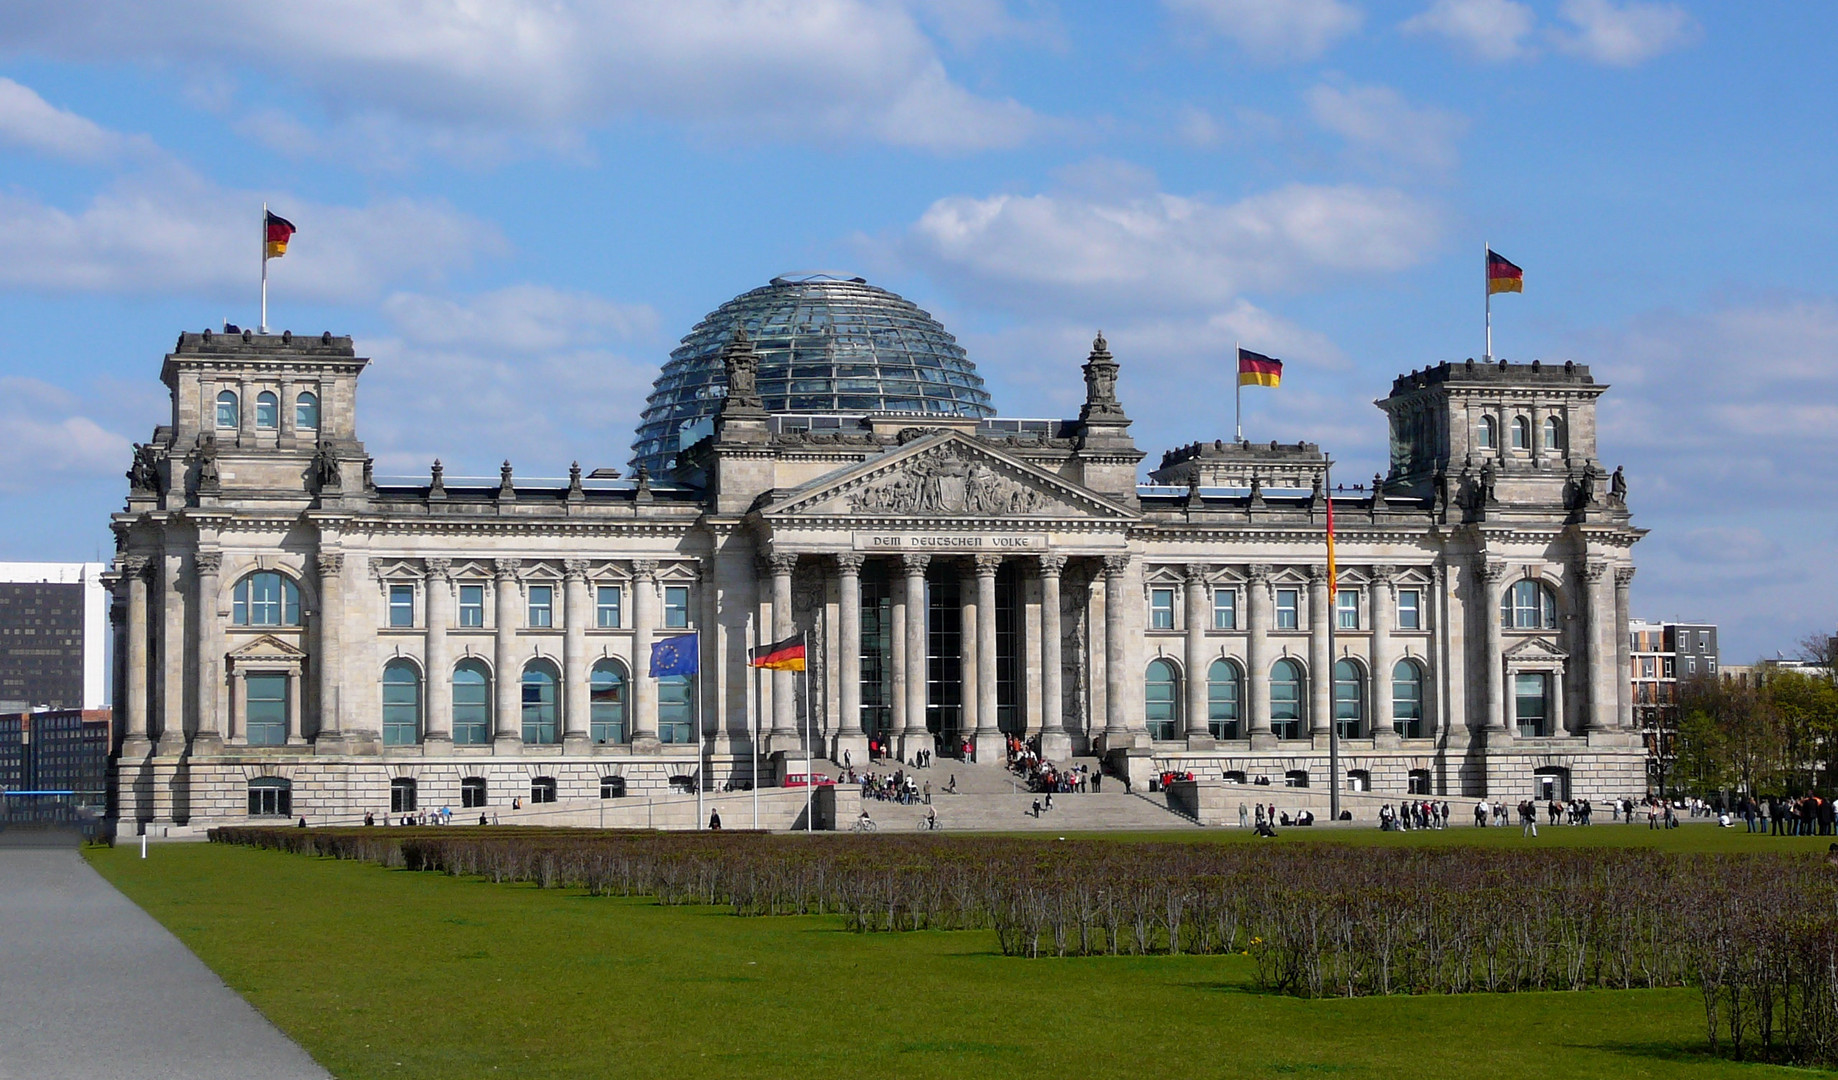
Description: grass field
xmin=86 ymin=826 xmax=1836 ymax=1080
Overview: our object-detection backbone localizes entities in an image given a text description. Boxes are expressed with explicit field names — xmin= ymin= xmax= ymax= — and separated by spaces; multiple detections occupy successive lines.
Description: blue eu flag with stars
xmin=649 ymin=633 xmax=698 ymax=677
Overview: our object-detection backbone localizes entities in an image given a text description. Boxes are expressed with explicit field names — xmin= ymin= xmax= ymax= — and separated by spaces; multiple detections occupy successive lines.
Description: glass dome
xmin=629 ymin=274 xmax=995 ymax=476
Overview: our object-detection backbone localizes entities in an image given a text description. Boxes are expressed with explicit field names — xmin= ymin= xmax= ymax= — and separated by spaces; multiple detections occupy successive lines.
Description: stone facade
xmin=109 ymin=323 xmax=1646 ymax=832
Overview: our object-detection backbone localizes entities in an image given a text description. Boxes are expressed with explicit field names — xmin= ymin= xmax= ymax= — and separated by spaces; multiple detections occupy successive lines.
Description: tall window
xmin=527 ymin=585 xmax=554 ymax=628
xmin=590 ymin=659 xmax=627 ymax=744
xmin=1515 ymin=672 xmax=1549 ymax=737
xmin=295 ymin=390 xmax=319 ymax=430
xmin=663 ymin=585 xmax=691 ymax=629
xmin=1207 ymin=658 xmax=1241 ymax=740
xmin=658 ymin=675 xmax=694 ymax=743
xmin=381 ymin=660 xmax=421 ymax=746
xmin=1270 ymin=658 xmax=1304 ymax=739
xmin=1212 ymin=589 xmax=1237 ymax=630
xmin=595 ymin=585 xmax=622 ymax=628
xmin=1477 ymin=414 xmax=1496 ymax=449
xmin=247 ymin=777 xmax=291 ymax=816
xmin=452 ymin=660 xmax=491 ymax=745
xmin=1149 ymin=588 xmax=1176 ymax=630
xmin=1510 ymin=415 xmax=1530 ymax=450
xmin=388 ymin=584 xmax=415 ymax=628
xmin=1392 ymin=660 xmax=1424 ymax=738
xmin=216 ymin=390 xmax=239 ymax=428
xmin=521 ymin=661 xmax=560 ymax=744
xmin=1144 ymin=659 xmax=1180 ymax=740
xmin=255 ymin=391 xmax=279 ymax=430
xmin=460 ymin=776 xmax=487 ymax=808
xmin=390 ymin=777 xmax=417 ymax=814
xmin=233 ymin=572 xmax=301 ymax=627
xmin=1336 ymin=589 xmax=1359 ymax=630
xmin=1333 ymin=659 xmax=1363 ymax=738
xmin=1501 ymin=579 xmax=1558 ymax=630
xmin=1397 ymin=589 xmax=1422 ymax=631
xmin=1275 ymin=588 xmax=1299 ymax=630
xmin=245 ymin=673 xmax=287 ymax=746
xmin=458 ymin=584 xmax=485 ymax=628
xmin=1543 ymin=415 xmax=1562 ymax=451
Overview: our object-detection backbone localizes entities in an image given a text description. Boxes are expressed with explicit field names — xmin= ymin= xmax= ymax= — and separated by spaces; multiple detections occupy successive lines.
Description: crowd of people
xmin=1381 ymin=800 xmax=1449 ymax=830
xmin=852 ymin=767 xmax=926 ymax=805
xmin=1721 ymin=794 xmax=1838 ymax=834
xmin=1005 ymin=735 xmax=1094 ymax=794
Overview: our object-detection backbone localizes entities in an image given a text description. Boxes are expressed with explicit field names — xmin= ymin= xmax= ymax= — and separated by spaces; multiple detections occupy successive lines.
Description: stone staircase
xmin=843 ymin=757 xmax=1202 ymax=833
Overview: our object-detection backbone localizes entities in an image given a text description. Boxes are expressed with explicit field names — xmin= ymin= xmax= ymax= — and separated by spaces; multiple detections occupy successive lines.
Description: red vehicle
xmin=782 ymin=772 xmax=836 ymax=788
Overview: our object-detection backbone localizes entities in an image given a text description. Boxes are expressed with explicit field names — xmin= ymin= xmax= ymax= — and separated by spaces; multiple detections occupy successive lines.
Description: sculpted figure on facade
xmin=127 ymin=443 xmax=161 ymax=494
xmin=848 ymin=446 xmax=1049 ymax=515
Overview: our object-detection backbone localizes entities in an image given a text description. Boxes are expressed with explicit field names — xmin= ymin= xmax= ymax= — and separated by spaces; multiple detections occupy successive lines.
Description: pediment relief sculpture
xmin=848 ymin=445 xmax=1053 ymax=516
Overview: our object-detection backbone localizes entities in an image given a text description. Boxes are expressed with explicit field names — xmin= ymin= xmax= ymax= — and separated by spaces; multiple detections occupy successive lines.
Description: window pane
xmin=295 ymin=391 xmax=319 ymax=430
xmin=1144 ymin=659 xmax=1178 ymax=740
xmin=1270 ymin=660 xmax=1302 ymax=737
xmin=664 ymin=586 xmax=690 ymax=629
xmin=596 ymin=585 xmax=622 ymax=628
xmin=382 ymin=662 xmax=421 ymax=746
xmin=1397 ymin=590 xmax=1421 ymax=630
xmin=528 ymin=585 xmax=553 ymax=628
xmin=1336 ymin=590 xmax=1359 ymax=630
xmin=521 ymin=664 xmax=559 ymax=744
xmin=388 ymin=585 xmax=415 ymax=628
xmin=216 ymin=391 xmax=238 ymax=428
xmin=1212 ymin=589 xmax=1236 ymax=630
xmin=591 ymin=660 xmax=626 ymax=744
xmin=256 ymin=391 xmax=278 ymax=429
xmin=452 ymin=662 xmax=491 ymax=744
xmin=1207 ymin=659 xmax=1240 ymax=740
xmin=1150 ymin=588 xmax=1175 ymax=630
xmin=1515 ymin=672 xmax=1547 ymax=737
xmin=245 ymin=674 xmax=287 ymax=745
xmin=658 ymin=675 xmax=694 ymax=743
xmin=459 ymin=585 xmax=485 ymax=627
xmin=1392 ymin=660 xmax=1423 ymax=738
xmin=1333 ymin=660 xmax=1362 ymax=738
xmin=1276 ymin=589 xmax=1298 ymax=630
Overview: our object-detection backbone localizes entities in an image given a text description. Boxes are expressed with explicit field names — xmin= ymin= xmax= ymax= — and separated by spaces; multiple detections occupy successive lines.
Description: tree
xmin=1677 ymin=674 xmax=1783 ymax=796
xmin=1765 ymin=669 xmax=1838 ymax=792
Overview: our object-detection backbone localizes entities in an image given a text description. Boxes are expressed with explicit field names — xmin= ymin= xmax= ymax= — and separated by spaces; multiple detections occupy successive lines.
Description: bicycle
xmin=849 ymin=816 xmax=879 ymax=833
xmin=916 ymin=816 xmax=944 ymax=832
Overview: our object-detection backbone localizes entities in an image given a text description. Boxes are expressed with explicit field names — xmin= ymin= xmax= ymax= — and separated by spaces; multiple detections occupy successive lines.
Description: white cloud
xmin=902 ymin=0 xmax=1067 ymax=52
xmin=1552 ymin=0 xmax=1699 ymax=66
xmin=1306 ymin=83 xmax=1468 ymax=175
xmin=0 ymin=76 xmax=152 ymax=162
xmin=1165 ymin=0 xmax=1364 ymax=61
xmin=0 ymin=0 xmax=1040 ymax=153
xmin=1401 ymin=0 xmax=1537 ymax=61
xmin=0 ymin=377 xmax=133 ymax=493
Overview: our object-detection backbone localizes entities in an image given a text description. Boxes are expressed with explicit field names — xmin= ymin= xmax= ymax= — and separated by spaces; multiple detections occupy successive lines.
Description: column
xmin=1480 ymin=560 xmax=1506 ymax=734
xmin=1102 ymin=554 xmax=1131 ymax=746
xmin=424 ymin=559 xmax=452 ymax=745
xmin=958 ymin=560 xmax=978 ymax=747
xmin=1245 ymin=565 xmax=1272 ymax=745
xmin=1183 ymin=564 xmax=1210 ymax=744
xmin=315 ymin=550 xmax=347 ymax=749
xmin=1551 ymin=667 xmax=1567 ymax=736
xmin=900 ymin=554 xmax=929 ymax=760
xmin=973 ymin=554 xmax=1003 ymax=761
xmin=631 ymin=559 xmax=660 ymax=745
xmin=1308 ymin=565 xmax=1331 ymax=738
xmin=123 ymin=557 xmax=151 ymax=753
xmin=1614 ymin=567 xmax=1636 ymax=731
xmin=562 ymin=559 xmax=590 ymax=751
xmin=888 ymin=557 xmax=908 ymax=749
xmin=1038 ymin=554 xmax=1069 ymax=760
xmin=155 ymin=552 xmax=185 ymax=757
xmin=237 ymin=376 xmax=254 ymax=445
xmin=491 ymin=557 xmax=521 ymax=749
xmin=766 ymin=554 xmax=797 ymax=740
xmin=192 ymin=549 xmax=224 ymax=747
xmin=1369 ymin=565 xmax=1396 ymax=744
xmin=1583 ymin=562 xmax=1616 ymax=733
xmin=835 ymin=554 xmax=868 ymax=764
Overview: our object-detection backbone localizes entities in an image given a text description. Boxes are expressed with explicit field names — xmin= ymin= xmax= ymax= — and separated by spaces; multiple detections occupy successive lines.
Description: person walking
xmin=1240 ymin=802 xmax=1250 ymax=829
xmin=1520 ymin=800 xmax=1538 ymax=838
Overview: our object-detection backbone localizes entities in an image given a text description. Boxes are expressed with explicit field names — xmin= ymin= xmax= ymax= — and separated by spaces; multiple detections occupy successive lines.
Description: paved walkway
xmin=0 ymin=833 xmax=333 ymax=1080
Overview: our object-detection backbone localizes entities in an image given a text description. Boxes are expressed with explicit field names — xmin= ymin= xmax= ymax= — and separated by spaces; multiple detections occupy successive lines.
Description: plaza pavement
xmin=0 ymin=830 xmax=333 ymax=1080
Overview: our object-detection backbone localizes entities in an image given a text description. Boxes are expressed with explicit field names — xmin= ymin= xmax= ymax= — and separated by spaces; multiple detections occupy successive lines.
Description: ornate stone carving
xmin=834 ymin=552 xmax=866 ymax=575
xmin=566 ymin=462 xmax=584 ymax=501
xmin=311 ymin=443 xmax=340 ymax=490
xmin=316 ymin=551 xmax=345 ymax=577
xmin=492 ymin=557 xmax=522 ymax=580
xmin=1371 ymin=563 xmax=1396 ymax=584
xmin=1478 ymin=559 xmax=1507 ymax=583
xmin=1307 ymin=563 xmax=1329 ymax=582
xmin=720 ymin=326 xmax=763 ymax=412
xmin=846 ymin=444 xmax=1051 ymax=516
xmin=973 ymin=554 xmax=1003 ymax=577
xmin=1614 ymin=566 xmax=1636 ymax=588
xmin=1610 ymin=465 xmax=1627 ymax=506
xmin=562 ymin=558 xmax=591 ymax=582
xmin=765 ymin=553 xmax=799 ymax=576
xmin=127 ymin=443 xmax=161 ymax=494
xmin=1079 ymin=331 xmax=1123 ymax=420
xmin=1037 ymin=553 xmax=1067 ymax=576
xmin=123 ymin=554 xmax=153 ymax=581
xmin=1246 ymin=563 xmax=1272 ymax=584
xmin=193 ymin=432 xmax=221 ymax=495
xmin=899 ymin=553 xmax=931 ymax=576
xmin=1102 ymin=553 xmax=1131 ymax=576
xmin=1579 ymin=562 xmax=1608 ymax=584
xmin=630 ymin=558 xmax=659 ymax=582
xmin=426 ymin=557 xmax=453 ymax=583
xmin=1182 ymin=563 xmax=1210 ymax=584
xmin=194 ymin=550 xmax=222 ymax=575
xmin=428 ymin=459 xmax=446 ymax=501
xmin=497 ymin=461 xmax=515 ymax=501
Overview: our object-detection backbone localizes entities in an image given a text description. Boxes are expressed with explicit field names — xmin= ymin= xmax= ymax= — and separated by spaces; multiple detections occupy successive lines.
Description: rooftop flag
xmin=1487 ymin=249 xmax=1522 ymax=295
xmin=1237 ymin=348 xmax=1283 ymax=388
xmin=748 ymin=634 xmax=807 ymax=671
xmin=264 ymin=211 xmax=296 ymax=259
xmin=649 ymin=633 xmax=698 ymax=677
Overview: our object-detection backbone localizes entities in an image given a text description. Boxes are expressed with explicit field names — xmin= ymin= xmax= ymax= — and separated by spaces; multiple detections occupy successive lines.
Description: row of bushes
xmin=209 ymin=827 xmax=1838 ymax=1065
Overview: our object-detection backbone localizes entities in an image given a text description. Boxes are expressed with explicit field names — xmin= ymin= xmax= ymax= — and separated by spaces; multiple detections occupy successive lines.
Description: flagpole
xmin=260 ymin=202 xmax=269 ymax=334
xmin=749 ymin=611 xmax=759 ymax=830
xmin=1326 ymin=459 xmax=1340 ymax=823
xmin=802 ymin=629 xmax=812 ymax=833
xmin=695 ymin=629 xmax=705 ymax=831
xmin=1234 ymin=341 xmax=1242 ymax=442
xmin=1484 ymin=242 xmax=1491 ymax=362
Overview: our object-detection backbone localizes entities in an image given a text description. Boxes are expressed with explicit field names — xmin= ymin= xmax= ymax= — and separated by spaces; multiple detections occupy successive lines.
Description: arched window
xmin=530 ymin=776 xmax=557 ymax=804
xmin=295 ymin=390 xmax=319 ymax=430
xmin=381 ymin=660 xmax=421 ymax=746
xmin=1510 ymin=415 xmax=1530 ymax=450
xmin=1392 ymin=659 xmax=1425 ymax=739
xmin=216 ymin=389 xmax=239 ymax=428
xmin=1543 ymin=415 xmax=1562 ymax=452
xmin=390 ymin=777 xmax=417 ymax=813
xmin=658 ymin=675 xmax=695 ymax=744
xmin=1144 ymin=658 xmax=1180 ymax=740
xmin=521 ymin=660 xmax=560 ymax=744
xmin=1333 ymin=659 xmax=1363 ymax=738
xmin=255 ymin=390 xmax=279 ymax=430
xmin=1500 ymin=579 xmax=1558 ymax=629
xmin=232 ymin=571 xmax=301 ymax=627
xmin=1207 ymin=658 xmax=1242 ymax=740
xmin=247 ymin=777 xmax=291 ymax=816
xmin=1270 ymin=659 xmax=1304 ymax=739
xmin=590 ymin=659 xmax=627 ymax=744
xmin=460 ymin=776 xmax=487 ymax=808
xmin=452 ymin=660 xmax=491 ymax=745
xmin=1476 ymin=414 xmax=1496 ymax=450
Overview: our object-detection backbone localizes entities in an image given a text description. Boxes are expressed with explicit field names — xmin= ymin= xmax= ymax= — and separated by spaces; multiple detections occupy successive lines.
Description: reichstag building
xmin=108 ymin=273 xmax=1645 ymax=830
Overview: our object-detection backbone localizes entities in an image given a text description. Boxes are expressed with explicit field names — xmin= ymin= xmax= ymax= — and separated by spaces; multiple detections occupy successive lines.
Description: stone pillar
xmin=424 ymin=559 xmax=452 ymax=745
xmin=900 ymin=554 xmax=930 ymax=761
xmin=192 ymin=549 xmax=224 ymax=748
xmin=237 ymin=376 xmax=254 ymax=445
xmin=1370 ymin=565 xmax=1397 ymax=746
xmin=631 ymin=559 xmax=660 ymax=747
xmin=490 ymin=558 xmax=522 ymax=750
xmin=123 ymin=556 xmax=152 ymax=755
xmin=315 ymin=550 xmax=347 ymax=750
xmin=1480 ymin=560 xmax=1507 ymax=736
xmin=835 ymin=554 xmax=868 ymax=765
xmin=1551 ymin=668 xmax=1567 ymax=736
xmin=888 ymin=557 xmax=908 ymax=750
xmin=1308 ymin=565 xmax=1332 ymax=739
xmin=1583 ymin=562 xmax=1616 ymax=733
xmin=1183 ymin=564 xmax=1211 ymax=746
xmin=1614 ymin=567 xmax=1635 ymax=731
xmin=1038 ymin=554 xmax=1069 ymax=761
xmin=155 ymin=552 xmax=185 ymax=757
xmin=766 ymin=553 xmax=798 ymax=742
xmin=1246 ymin=565 xmax=1273 ymax=747
xmin=562 ymin=559 xmax=591 ymax=752
xmin=1101 ymin=554 xmax=1131 ymax=746
xmin=973 ymin=554 xmax=1003 ymax=762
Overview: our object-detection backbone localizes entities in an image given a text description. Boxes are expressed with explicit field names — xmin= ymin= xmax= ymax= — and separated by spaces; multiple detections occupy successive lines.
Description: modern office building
xmin=0 ymin=563 xmax=108 ymax=713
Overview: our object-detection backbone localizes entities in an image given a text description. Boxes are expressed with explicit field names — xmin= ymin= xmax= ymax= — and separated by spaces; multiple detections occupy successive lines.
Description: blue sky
xmin=0 ymin=0 xmax=1831 ymax=663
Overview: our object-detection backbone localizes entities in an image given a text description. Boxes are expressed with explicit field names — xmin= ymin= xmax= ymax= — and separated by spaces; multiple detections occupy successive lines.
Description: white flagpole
xmin=695 ymin=630 xmax=704 ymax=831
xmin=260 ymin=203 xmax=269 ymax=334
xmin=1234 ymin=341 xmax=1242 ymax=442
xmin=803 ymin=629 xmax=813 ymax=832
xmin=749 ymin=611 xmax=759 ymax=830
xmin=1484 ymin=242 xmax=1492 ymax=362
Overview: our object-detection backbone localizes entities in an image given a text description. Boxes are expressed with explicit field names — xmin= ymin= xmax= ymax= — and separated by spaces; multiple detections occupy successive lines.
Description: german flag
xmin=749 ymin=634 xmax=806 ymax=671
xmin=1237 ymin=348 xmax=1283 ymax=388
xmin=265 ymin=211 xmax=296 ymax=259
xmin=1487 ymin=249 xmax=1522 ymax=295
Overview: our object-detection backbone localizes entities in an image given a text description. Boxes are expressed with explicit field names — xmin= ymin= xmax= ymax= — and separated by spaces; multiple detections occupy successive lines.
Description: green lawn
xmin=86 ymin=832 xmax=1831 ymax=1080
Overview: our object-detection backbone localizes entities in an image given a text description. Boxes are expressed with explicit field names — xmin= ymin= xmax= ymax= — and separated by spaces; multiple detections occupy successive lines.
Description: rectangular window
xmin=1686 ymin=656 xmax=1697 ymax=675
xmin=458 ymin=584 xmax=485 ymax=628
xmin=595 ymin=585 xmax=622 ymax=629
xmin=528 ymin=585 xmax=554 ymax=628
xmin=1642 ymin=657 xmax=1655 ymax=678
xmin=1275 ymin=588 xmax=1299 ymax=630
xmin=664 ymin=585 xmax=691 ymax=629
xmin=388 ymin=584 xmax=415 ymax=628
xmin=1336 ymin=589 xmax=1359 ymax=630
xmin=1515 ymin=672 xmax=1548 ymax=738
xmin=1212 ymin=589 xmax=1237 ymax=630
xmin=1663 ymin=657 xmax=1675 ymax=678
xmin=1397 ymin=589 xmax=1421 ymax=631
xmin=1708 ymin=659 xmax=1717 ymax=674
xmin=244 ymin=673 xmax=287 ymax=746
xmin=1698 ymin=631 xmax=1709 ymax=651
xmin=1149 ymin=587 xmax=1176 ymax=630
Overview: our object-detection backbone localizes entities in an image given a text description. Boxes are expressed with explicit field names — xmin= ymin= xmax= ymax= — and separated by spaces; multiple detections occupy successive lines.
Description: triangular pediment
xmin=1503 ymin=635 xmax=1568 ymax=661
xmin=760 ymin=431 xmax=1137 ymax=522
xmin=227 ymin=634 xmax=308 ymax=661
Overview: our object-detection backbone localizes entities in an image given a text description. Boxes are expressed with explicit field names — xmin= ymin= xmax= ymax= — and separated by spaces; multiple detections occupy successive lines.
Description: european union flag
xmin=649 ymin=633 xmax=698 ymax=677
